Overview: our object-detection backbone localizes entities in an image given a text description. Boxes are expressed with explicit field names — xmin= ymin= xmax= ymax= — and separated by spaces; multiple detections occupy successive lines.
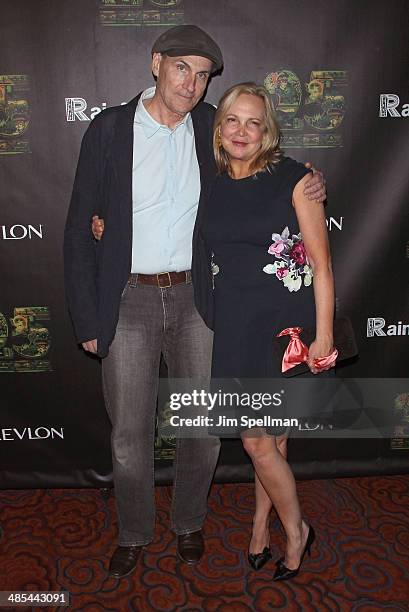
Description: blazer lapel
xmin=192 ymin=103 xmax=217 ymax=231
xmin=192 ymin=104 xmax=216 ymax=198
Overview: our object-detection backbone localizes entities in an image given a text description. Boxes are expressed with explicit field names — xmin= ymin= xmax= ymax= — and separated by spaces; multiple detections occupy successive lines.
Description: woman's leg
xmin=242 ymin=432 xmax=309 ymax=569
xmin=249 ymin=433 xmax=288 ymax=553
xmin=249 ymin=474 xmax=271 ymax=553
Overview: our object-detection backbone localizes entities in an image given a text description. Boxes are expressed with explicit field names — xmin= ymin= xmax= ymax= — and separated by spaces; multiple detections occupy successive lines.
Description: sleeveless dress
xmin=202 ymin=157 xmax=315 ymax=378
xmin=201 ymin=157 xmax=331 ymax=436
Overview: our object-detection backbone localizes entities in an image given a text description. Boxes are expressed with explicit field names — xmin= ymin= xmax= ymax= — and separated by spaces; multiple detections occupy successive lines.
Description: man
xmin=64 ymin=24 xmax=326 ymax=579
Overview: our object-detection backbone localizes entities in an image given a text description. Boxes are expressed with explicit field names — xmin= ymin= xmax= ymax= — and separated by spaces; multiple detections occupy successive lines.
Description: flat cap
xmin=152 ymin=25 xmax=223 ymax=73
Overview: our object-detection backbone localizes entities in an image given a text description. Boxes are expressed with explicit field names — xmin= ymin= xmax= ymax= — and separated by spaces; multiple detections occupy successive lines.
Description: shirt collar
xmin=134 ymin=86 xmax=193 ymax=138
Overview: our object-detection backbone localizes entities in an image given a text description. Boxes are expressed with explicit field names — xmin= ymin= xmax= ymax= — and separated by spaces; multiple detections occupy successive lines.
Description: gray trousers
xmin=102 ymin=274 xmax=220 ymax=546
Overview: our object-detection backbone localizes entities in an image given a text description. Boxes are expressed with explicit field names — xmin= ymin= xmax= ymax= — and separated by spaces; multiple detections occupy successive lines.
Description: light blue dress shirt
xmin=131 ymin=87 xmax=201 ymax=274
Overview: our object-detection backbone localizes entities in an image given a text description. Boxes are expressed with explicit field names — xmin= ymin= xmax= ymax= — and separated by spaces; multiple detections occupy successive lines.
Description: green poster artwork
xmin=391 ymin=393 xmax=409 ymax=450
xmin=0 ymin=307 xmax=52 ymax=373
xmin=100 ymin=0 xmax=184 ymax=27
xmin=0 ymin=75 xmax=30 ymax=154
xmin=264 ymin=69 xmax=347 ymax=148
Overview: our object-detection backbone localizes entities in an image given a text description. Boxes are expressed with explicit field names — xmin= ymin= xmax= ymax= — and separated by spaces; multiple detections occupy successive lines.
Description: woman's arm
xmin=292 ymin=173 xmax=335 ymax=373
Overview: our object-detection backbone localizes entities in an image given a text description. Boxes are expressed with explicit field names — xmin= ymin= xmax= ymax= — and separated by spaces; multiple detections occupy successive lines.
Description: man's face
xmin=152 ymin=53 xmax=212 ymax=117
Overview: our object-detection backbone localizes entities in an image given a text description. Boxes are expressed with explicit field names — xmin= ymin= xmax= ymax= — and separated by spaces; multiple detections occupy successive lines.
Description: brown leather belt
xmin=129 ymin=270 xmax=191 ymax=288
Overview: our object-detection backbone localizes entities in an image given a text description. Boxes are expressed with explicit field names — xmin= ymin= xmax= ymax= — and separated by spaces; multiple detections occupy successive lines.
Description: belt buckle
xmin=157 ymin=272 xmax=171 ymax=288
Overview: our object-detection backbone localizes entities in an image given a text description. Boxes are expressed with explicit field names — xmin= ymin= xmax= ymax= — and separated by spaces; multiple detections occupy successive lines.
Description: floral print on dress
xmin=263 ymin=226 xmax=313 ymax=292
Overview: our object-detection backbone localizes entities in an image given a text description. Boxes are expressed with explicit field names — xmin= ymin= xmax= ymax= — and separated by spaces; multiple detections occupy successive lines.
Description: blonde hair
xmin=213 ymin=82 xmax=282 ymax=176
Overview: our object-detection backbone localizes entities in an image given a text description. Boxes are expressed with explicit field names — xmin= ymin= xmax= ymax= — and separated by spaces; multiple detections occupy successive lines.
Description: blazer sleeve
xmin=63 ymin=115 xmax=107 ymax=343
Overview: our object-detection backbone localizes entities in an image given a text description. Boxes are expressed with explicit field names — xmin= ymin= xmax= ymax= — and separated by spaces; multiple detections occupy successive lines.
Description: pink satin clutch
xmin=277 ymin=327 xmax=338 ymax=373
xmin=273 ymin=317 xmax=357 ymax=377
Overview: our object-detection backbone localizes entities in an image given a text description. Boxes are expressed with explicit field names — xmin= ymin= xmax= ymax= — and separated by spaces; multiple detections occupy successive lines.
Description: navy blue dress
xmin=202 ymin=157 xmax=315 ymax=380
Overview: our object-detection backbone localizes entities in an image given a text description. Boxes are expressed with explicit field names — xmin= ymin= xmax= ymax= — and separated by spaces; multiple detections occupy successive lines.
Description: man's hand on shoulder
xmin=303 ymin=162 xmax=326 ymax=203
xmin=82 ymin=339 xmax=98 ymax=354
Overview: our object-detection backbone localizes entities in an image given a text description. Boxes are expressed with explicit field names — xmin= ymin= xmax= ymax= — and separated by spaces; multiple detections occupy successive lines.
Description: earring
xmin=216 ymin=129 xmax=222 ymax=148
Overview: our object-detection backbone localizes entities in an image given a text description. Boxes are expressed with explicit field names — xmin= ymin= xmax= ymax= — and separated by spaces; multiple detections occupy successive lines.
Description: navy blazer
xmin=64 ymin=94 xmax=216 ymax=358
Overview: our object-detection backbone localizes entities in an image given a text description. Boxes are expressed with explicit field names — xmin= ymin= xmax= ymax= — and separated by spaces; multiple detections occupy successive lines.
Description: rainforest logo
xmin=367 ymin=318 xmax=409 ymax=337
xmin=65 ymin=98 xmax=114 ymax=122
xmin=379 ymin=94 xmax=409 ymax=117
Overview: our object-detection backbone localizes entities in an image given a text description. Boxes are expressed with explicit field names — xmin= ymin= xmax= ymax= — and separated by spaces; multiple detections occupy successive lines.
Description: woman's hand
xmin=307 ymin=337 xmax=336 ymax=374
xmin=92 ymin=215 xmax=104 ymax=240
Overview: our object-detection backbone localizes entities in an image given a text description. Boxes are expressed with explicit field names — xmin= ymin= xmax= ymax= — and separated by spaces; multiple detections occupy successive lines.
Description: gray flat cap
xmin=152 ymin=24 xmax=223 ymax=73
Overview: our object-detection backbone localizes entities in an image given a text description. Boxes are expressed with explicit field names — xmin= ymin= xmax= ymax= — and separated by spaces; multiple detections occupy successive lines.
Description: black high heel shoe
xmin=273 ymin=525 xmax=315 ymax=581
xmin=248 ymin=546 xmax=273 ymax=571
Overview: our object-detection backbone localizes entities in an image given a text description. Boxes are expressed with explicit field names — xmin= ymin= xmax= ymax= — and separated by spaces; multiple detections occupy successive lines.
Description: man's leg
xmin=162 ymin=278 xmax=220 ymax=561
xmin=102 ymin=280 xmax=163 ymax=567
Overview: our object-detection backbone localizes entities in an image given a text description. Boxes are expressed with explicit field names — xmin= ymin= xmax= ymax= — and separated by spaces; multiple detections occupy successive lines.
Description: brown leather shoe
xmin=108 ymin=545 xmax=143 ymax=578
xmin=177 ymin=530 xmax=204 ymax=565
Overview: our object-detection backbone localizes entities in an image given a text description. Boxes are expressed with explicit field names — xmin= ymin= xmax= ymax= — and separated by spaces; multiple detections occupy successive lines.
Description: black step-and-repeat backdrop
xmin=1 ymin=0 xmax=409 ymax=488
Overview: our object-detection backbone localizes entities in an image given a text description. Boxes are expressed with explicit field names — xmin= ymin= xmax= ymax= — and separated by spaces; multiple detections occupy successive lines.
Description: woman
xmin=200 ymin=82 xmax=335 ymax=580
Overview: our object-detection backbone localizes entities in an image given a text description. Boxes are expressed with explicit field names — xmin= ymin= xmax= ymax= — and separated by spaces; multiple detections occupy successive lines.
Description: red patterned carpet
xmin=1 ymin=476 xmax=409 ymax=611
